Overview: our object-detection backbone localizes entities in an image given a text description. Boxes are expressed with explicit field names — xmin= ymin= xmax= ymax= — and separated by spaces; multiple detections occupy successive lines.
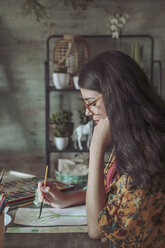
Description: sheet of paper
xmin=7 ymin=226 xmax=88 ymax=233
xmin=14 ymin=206 xmax=87 ymax=226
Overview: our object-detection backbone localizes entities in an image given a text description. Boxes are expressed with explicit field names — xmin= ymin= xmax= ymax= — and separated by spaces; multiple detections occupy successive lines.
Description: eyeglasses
xmin=80 ymin=95 xmax=103 ymax=114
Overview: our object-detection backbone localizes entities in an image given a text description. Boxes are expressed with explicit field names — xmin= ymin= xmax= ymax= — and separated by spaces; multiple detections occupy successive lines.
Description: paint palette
xmin=0 ymin=177 xmax=74 ymax=206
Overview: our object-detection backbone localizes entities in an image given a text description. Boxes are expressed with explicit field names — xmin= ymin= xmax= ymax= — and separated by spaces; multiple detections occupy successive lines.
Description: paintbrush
xmin=38 ymin=165 xmax=48 ymax=219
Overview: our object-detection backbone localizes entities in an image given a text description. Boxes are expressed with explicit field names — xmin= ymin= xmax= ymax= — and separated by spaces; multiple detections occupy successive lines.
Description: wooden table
xmin=2 ymin=175 xmax=108 ymax=248
xmin=5 ymin=232 xmax=102 ymax=248
xmin=4 ymin=207 xmax=103 ymax=248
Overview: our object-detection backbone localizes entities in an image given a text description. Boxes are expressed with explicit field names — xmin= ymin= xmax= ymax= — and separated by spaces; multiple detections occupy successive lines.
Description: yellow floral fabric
xmin=98 ymin=153 xmax=165 ymax=248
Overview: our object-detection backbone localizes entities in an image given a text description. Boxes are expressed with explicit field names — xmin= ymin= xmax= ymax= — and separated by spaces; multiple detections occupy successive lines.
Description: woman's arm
xmin=37 ymin=181 xmax=86 ymax=208
xmin=86 ymin=147 xmax=106 ymax=239
xmin=86 ymin=117 xmax=111 ymax=239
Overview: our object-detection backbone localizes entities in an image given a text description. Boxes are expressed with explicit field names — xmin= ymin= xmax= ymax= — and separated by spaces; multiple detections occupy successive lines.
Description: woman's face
xmin=80 ymin=88 xmax=107 ymax=124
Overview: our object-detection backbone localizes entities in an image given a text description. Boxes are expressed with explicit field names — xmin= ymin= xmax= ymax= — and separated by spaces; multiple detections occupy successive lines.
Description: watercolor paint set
xmin=0 ymin=177 xmax=74 ymax=206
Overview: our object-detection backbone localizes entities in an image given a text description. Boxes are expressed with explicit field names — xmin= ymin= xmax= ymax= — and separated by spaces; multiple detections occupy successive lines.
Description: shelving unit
xmin=45 ymin=34 xmax=162 ymax=176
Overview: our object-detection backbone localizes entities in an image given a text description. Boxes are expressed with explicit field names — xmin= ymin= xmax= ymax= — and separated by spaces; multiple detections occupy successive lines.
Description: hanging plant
xmin=64 ymin=0 xmax=96 ymax=12
xmin=21 ymin=0 xmax=97 ymax=22
xmin=21 ymin=0 xmax=47 ymax=22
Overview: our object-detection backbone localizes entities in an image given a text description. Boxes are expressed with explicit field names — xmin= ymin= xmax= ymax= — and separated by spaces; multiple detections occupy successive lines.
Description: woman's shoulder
xmin=109 ymin=172 xmax=165 ymax=200
xmin=109 ymin=173 xmax=133 ymax=190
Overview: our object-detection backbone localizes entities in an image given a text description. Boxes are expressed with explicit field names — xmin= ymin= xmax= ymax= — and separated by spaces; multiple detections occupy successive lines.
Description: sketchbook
xmin=14 ymin=205 xmax=87 ymax=226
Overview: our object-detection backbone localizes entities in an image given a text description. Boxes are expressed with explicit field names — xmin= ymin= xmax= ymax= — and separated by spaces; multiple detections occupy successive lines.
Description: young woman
xmin=37 ymin=51 xmax=165 ymax=247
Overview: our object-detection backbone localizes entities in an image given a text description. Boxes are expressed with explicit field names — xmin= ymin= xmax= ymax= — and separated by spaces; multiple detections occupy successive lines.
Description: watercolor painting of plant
xmin=39 ymin=210 xmax=86 ymax=224
xmin=14 ymin=206 xmax=87 ymax=226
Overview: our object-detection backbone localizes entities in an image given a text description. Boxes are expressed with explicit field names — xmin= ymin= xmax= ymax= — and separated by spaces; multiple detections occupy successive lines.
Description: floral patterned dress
xmin=98 ymin=151 xmax=165 ymax=248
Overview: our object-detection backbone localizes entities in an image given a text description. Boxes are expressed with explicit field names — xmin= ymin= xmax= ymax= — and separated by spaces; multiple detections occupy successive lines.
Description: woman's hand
xmin=37 ymin=181 xmax=67 ymax=209
xmin=90 ymin=117 xmax=111 ymax=153
xmin=37 ymin=181 xmax=86 ymax=209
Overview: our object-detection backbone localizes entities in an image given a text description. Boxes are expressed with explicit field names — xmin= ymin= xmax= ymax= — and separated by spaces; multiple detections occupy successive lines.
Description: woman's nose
xmin=85 ymin=108 xmax=93 ymax=116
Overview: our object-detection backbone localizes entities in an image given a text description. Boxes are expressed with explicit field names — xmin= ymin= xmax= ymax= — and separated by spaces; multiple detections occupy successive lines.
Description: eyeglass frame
xmin=80 ymin=95 xmax=103 ymax=114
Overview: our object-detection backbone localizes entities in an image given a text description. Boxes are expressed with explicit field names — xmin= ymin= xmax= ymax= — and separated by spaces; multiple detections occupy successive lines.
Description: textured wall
xmin=0 ymin=0 xmax=164 ymax=175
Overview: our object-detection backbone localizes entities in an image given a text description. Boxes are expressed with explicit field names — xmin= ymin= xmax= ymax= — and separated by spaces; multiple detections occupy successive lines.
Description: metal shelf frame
xmin=45 ymin=34 xmax=161 ymax=176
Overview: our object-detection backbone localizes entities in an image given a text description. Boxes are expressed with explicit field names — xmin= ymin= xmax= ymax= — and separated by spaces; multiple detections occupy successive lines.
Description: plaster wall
xmin=0 ymin=0 xmax=164 ymax=175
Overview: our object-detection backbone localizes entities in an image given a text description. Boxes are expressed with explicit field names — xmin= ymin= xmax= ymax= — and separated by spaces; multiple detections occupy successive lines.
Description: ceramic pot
xmin=53 ymin=73 xmax=70 ymax=89
xmin=54 ymin=137 xmax=69 ymax=150
xmin=73 ymin=76 xmax=80 ymax=89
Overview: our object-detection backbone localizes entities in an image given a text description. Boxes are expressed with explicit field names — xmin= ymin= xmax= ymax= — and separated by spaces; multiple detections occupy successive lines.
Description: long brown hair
xmin=79 ymin=50 xmax=165 ymax=188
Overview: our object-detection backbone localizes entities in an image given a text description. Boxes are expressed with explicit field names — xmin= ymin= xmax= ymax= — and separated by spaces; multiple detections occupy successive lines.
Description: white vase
xmin=73 ymin=76 xmax=80 ymax=89
xmin=53 ymin=72 xmax=70 ymax=89
xmin=54 ymin=137 xmax=69 ymax=150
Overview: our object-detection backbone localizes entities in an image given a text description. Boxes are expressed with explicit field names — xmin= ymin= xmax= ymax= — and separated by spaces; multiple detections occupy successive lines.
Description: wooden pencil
xmin=0 ymin=193 xmax=6 ymax=205
xmin=0 ymin=169 xmax=5 ymax=184
xmin=9 ymin=201 xmax=34 ymax=210
xmin=0 ymin=185 xmax=4 ymax=193
xmin=0 ymin=194 xmax=6 ymax=214
xmin=18 ymin=201 xmax=34 ymax=208
xmin=38 ymin=165 xmax=48 ymax=219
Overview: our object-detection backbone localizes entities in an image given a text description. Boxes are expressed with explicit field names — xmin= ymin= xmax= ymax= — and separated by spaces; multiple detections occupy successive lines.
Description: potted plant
xmin=50 ymin=110 xmax=74 ymax=150
xmin=78 ymin=107 xmax=90 ymax=125
xmin=52 ymin=64 xmax=70 ymax=89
